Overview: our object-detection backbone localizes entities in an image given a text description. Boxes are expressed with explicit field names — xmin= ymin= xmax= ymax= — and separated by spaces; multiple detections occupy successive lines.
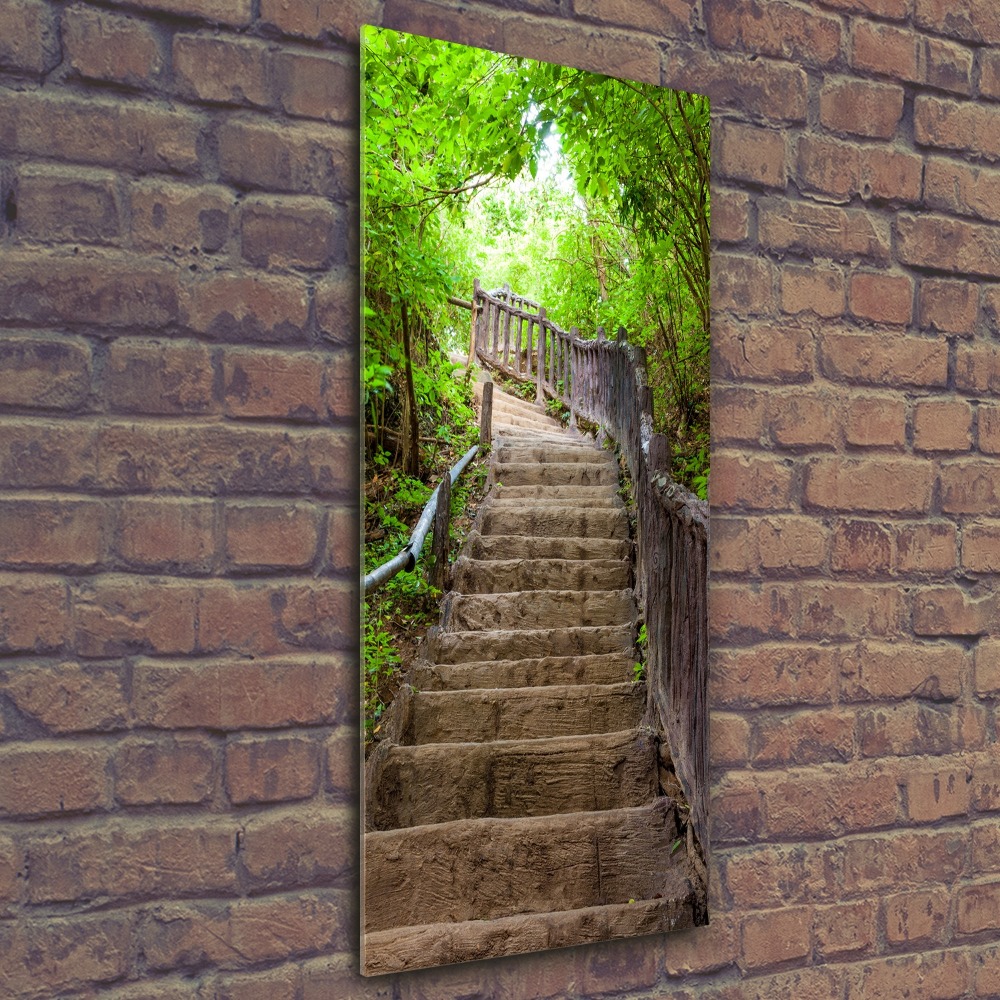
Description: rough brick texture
xmin=0 ymin=0 xmax=997 ymax=997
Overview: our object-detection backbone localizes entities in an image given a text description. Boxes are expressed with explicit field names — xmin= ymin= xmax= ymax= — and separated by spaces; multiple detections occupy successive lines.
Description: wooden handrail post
xmin=535 ymin=308 xmax=546 ymax=404
xmin=467 ymin=278 xmax=480 ymax=371
xmin=568 ymin=327 xmax=578 ymax=430
xmin=429 ymin=473 xmax=451 ymax=591
xmin=480 ymin=374 xmax=493 ymax=450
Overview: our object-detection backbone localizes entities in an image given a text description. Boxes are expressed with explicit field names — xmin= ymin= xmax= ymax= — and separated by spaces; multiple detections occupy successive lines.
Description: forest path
xmin=362 ymin=381 xmax=702 ymax=974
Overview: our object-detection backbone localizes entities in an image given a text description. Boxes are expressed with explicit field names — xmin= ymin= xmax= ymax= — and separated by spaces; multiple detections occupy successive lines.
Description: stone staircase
xmin=361 ymin=381 xmax=703 ymax=975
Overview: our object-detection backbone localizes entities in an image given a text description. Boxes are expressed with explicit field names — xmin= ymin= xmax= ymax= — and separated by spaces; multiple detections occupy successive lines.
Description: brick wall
xmin=0 ymin=0 xmax=998 ymax=997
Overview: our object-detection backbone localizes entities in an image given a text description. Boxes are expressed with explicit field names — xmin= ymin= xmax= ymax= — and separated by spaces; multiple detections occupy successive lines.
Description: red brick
xmin=805 ymin=457 xmax=934 ymax=514
xmin=715 ymin=122 xmax=785 ymax=189
xmin=132 ymin=655 xmax=345 ymax=729
xmin=0 ymin=915 xmax=132 ymax=996
xmin=210 ymin=966 xmax=302 ymax=1000
xmin=959 ymin=882 xmax=1000 ymax=935
xmin=225 ymin=737 xmax=320 ymax=804
xmin=0 ymin=745 xmax=111 ymax=818
xmin=820 ymin=330 xmax=948 ymax=388
xmin=130 ymin=180 xmax=233 ymax=254
xmin=972 ymin=759 xmax=1000 ymax=810
xmin=0 ymin=499 xmax=104 ymax=568
xmin=723 ymin=842 xmax=841 ymax=908
xmin=853 ymin=949 xmax=971 ymax=999
xmin=503 ymin=17 xmax=660 ymax=86
xmin=926 ymin=158 xmax=1000 ymax=226
xmin=107 ymin=339 xmax=214 ymax=415
xmin=914 ymin=399 xmax=973 ymax=452
xmin=710 ymin=712 xmax=750 ymax=767
xmin=919 ymin=277 xmax=979 ymax=335
xmin=913 ymin=584 xmax=996 ymax=636
xmin=896 ymin=522 xmax=958 ymax=574
xmin=849 ymin=271 xmax=914 ymax=326
xmin=64 ymin=5 xmax=164 ymax=88
xmin=711 ymin=254 xmax=775 ymax=317
xmin=940 ymin=461 xmax=1000 ymax=514
xmin=217 ymin=118 xmax=353 ymax=199
xmin=860 ymin=145 xmax=923 ymax=202
xmin=711 ymin=583 xmax=798 ymax=642
xmin=975 ymin=943 xmax=1000 ymax=997
xmin=956 ymin=343 xmax=1000 ymax=395
xmin=975 ymin=640 xmax=1000 ymax=697
xmin=707 ymin=0 xmax=841 ymax=66
xmin=0 ymin=572 xmax=69 ymax=652
xmin=300 ymin=955 xmax=399 ymax=1000
xmin=984 ymin=287 xmax=1000 ymax=338
xmin=16 ymin=166 xmax=121 ymax=243
xmin=813 ymin=900 xmax=876 ymax=958
xmin=118 ymin=498 xmax=215 ymax=572
xmin=755 ymin=516 xmax=827 ymax=572
xmin=316 ymin=268 xmax=357 ymax=347
xmin=859 ymin=702 xmax=961 ymax=757
xmin=743 ymin=966 xmax=845 ymax=1000
xmin=325 ymin=504 xmax=358 ymax=577
xmin=109 ymin=0 xmax=251 ymax=24
xmin=796 ymin=135 xmax=859 ymax=203
xmin=221 ymin=348 xmax=323 ymax=421
xmin=225 ymin=502 xmax=322 ymax=570
xmin=241 ymin=195 xmax=340 ymax=270
xmin=742 ymin=905 xmax=812 ymax=969
xmin=851 ymin=19 xmax=919 ymax=82
xmin=711 ymin=387 xmax=769 ymax=447
xmin=831 ymin=520 xmax=891 ymax=574
xmin=752 ymin=709 xmax=853 ymax=766
xmin=662 ymin=48 xmax=808 ymax=123
xmin=770 ymin=391 xmax=839 ymax=450
xmin=0 ymin=334 xmax=91 ymax=409
xmin=780 ymin=263 xmax=844 ymax=318
xmin=1 ymin=250 xmax=182 ymax=331
xmin=926 ymin=36 xmax=975 ymax=94
xmin=712 ymin=784 xmax=764 ymax=843
xmin=981 ymin=405 xmax=1000 ymax=454
xmin=241 ymin=808 xmax=353 ymax=889
xmin=141 ymin=893 xmax=344 ymax=972
xmin=839 ymin=640 xmax=964 ymax=702
xmin=325 ymin=729 xmax=358 ymax=797
xmin=173 ymin=34 xmax=271 ymax=107
xmin=799 ymin=582 xmax=902 ymax=639
xmin=657 ymin=915 xmax=737 ymax=975
xmin=818 ymin=0 xmax=907 ymax=16
xmin=820 ymin=79 xmax=905 ymax=139
xmin=711 ymin=189 xmax=750 ymax=244
xmin=759 ymin=198 xmax=891 ymax=262
xmin=0 ymin=90 xmax=200 ymax=174
xmin=261 ymin=0 xmax=377 ymax=39
xmin=114 ymin=737 xmax=216 ymax=805
xmin=323 ymin=353 xmax=356 ymax=423
xmin=982 ymin=50 xmax=1000 ymax=101
xmin=907 ymin=766 xmax=972 ymax=822
xmin=845 ymin=828 xmax=966 ymax=895
xmin=844 ymin=395 xmax=907 ymax=448
xmin=964 ymin=521 xmax=1000 ymax=573
xmin=1 ymin=661 xmax=127 ymax=733
xmin=710 ymin=644 xmax=836 ymax=708
xmin=184 ymin=271 xmax=310 ymax=342
xmin=710 ymin=452 xmax=794 ymax=511
xmin=579 ymin=935 xmax=660 ymax=995
xmin=273 ymin=50 xmax=355 ymax=123
xmin=885 ymin=888 xmax=951 ymax=947
xmin=916 ymin=95 xmax=1000 ymax=162
xmin=73 ymin=577 xmax=197 ymax=657
xmin=916 ymin=0 xmax=1000 ymax=45
xmin=26 ymin=820 xmax=236 ymax=903
xmin=712 ymin=319 xmax=813 ymax=383
xmin=0 ymin=0 xmax=59 ymax=74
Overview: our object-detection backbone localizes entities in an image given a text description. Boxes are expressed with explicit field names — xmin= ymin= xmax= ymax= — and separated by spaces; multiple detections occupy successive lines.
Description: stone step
xmin=442 ymin=588 xmax=636 ymax=631
xmin=492 ymin=412 xmax=565 ymax=432
xmin=426 ymin=623 xmax=635 ymax=664
xmin=402 ymin=681 xmax=645 ymax=744
xmin=478 ymin=505 xmax=628 ymax=540
xmin=493 ymin=461 xmax=618 ymax=487
xmin=484 ymin=495 xmax=621 ymax=510
xmin=365 ymin=728 xmax=658 ymax=830
xmin=363 ymin=798 xmax=689 ymax=932
xmin=450 ymin=555 xmax=630 ymax=593
xmin=494 ymin=444 xmax=616 ymax=465
xmin=492 ymin=484 xmax=622 ymax=503
xmin=465 ymin=531 xmax=630 ymax=562
xmin=410 ymin=651 xmax=637 ymax=690
xmin=362 ymin=894 xmax=697 ymax=975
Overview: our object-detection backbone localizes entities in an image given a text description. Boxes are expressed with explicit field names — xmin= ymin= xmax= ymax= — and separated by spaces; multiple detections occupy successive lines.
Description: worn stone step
xmin=492 ymin=412 xmax=565 ymax=432
xmin=465 ymin=531 xmax=630 ymax=562
xmin=493 ymin=461 xmax=618 ymax=487
xmin=492 ymin=484 xmax=622 ymax=503
xmin=363 ymin=798 xmax=689 ymax=932
xmin=485 ymin=495 xmax=620 ymax=510
xmin=362 ymin=893 xmax=697 ymax=975
xmin=426 ymin=624 xmax=635 ymax=664
xmin=410 ymin=651 xmax=636 ymax=690
xmin=443 ymin=588 xmax=635 ymax=631
xmin=494 ymin=444 xmax=616 ymax=465
xmin=366 ymin=728 xmax=659 ymax=830
xmin=478 ymin=505 xmax=628 ymax=540
xmin=451 ymin=555 xmax=630 ymax=594
xmin=402 ymin=681 xmax=644 ymax=743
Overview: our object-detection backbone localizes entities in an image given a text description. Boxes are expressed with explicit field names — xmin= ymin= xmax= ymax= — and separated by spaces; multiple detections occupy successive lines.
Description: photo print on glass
xmin=360 ymin=24 xmax=711 ymax=975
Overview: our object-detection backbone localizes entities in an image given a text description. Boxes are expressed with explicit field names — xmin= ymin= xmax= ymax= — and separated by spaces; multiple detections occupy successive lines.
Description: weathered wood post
xmin=535 ymin=308 xmax=546 ymax=404
xmin=429 ymin=474 xmax=451 ymax=591
xmin=568 ymin=327 xmax=579 ymax=431
xmin=466 ymin=278 xmax=480 ymax=371
xmin=480 ymin=373 xmax=493 ymax=450
xmin=649 ymin=433 xmax=671 ymax=473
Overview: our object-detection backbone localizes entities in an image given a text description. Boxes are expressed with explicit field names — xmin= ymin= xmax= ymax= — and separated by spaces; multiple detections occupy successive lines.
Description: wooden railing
xmin=471 ymin=280 xmax=710 ymax=855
